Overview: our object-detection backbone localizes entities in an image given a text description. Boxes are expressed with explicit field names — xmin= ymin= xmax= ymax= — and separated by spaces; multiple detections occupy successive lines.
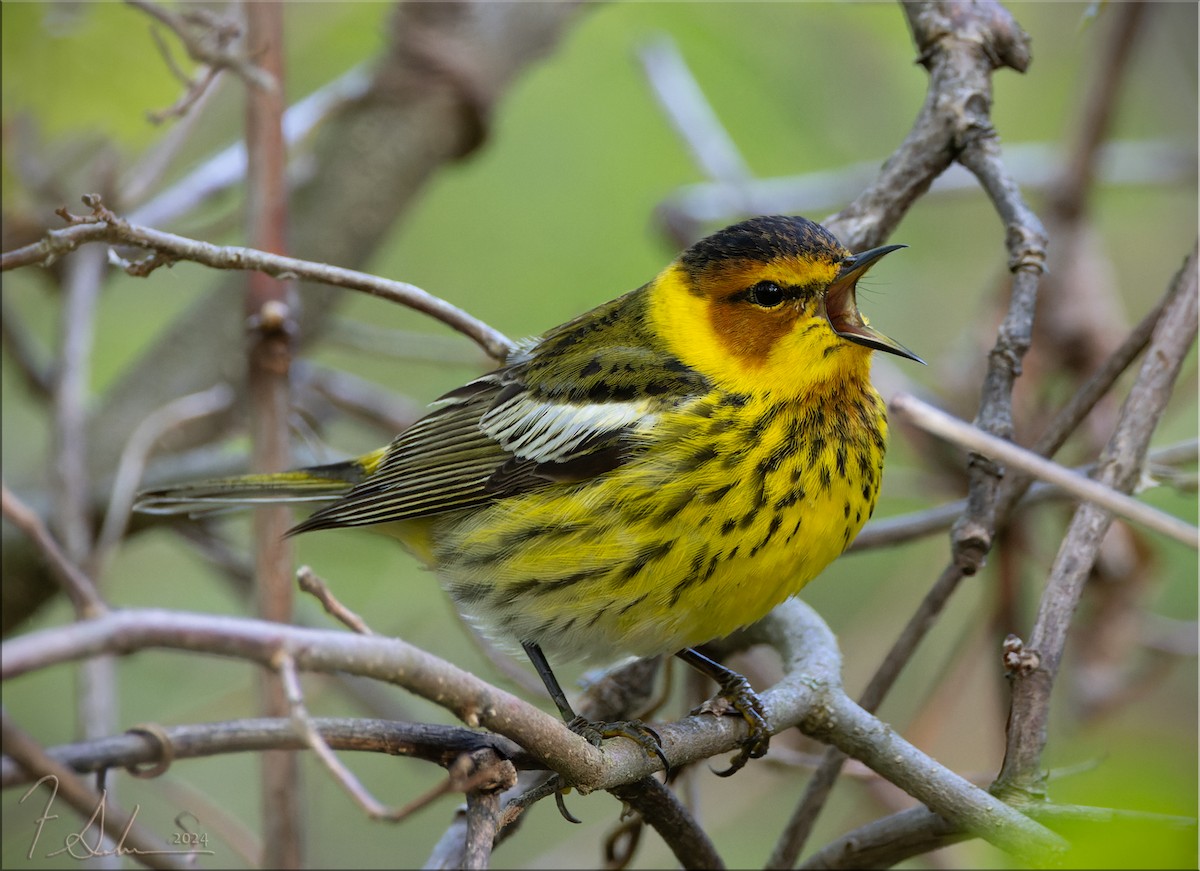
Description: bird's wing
xmin=292 ymin=289 xmax=711 ymax=533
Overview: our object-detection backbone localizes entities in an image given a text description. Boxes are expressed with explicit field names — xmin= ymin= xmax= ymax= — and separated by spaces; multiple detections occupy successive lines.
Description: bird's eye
xmin=747 ymin=281 xmax=786 ymax=309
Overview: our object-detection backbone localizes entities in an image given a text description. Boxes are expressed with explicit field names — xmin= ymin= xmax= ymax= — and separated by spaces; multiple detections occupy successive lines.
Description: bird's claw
xmin=693 ymin=672 xmax=771 ymax=777
xmin=567 ymin=715 xmax=670 ymax=773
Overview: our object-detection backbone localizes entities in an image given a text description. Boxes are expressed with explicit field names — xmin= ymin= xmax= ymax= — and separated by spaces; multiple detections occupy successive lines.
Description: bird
xmin=135 ymin=214 xmax=922 ymax=774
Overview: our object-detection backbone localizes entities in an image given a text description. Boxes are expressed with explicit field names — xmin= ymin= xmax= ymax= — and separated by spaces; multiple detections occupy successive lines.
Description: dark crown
xmin=680 ymin=216 xmax=846 ymax=276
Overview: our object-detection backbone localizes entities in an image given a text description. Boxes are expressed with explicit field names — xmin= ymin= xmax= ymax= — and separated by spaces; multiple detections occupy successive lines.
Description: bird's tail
xmin=133 ymin=450 xmax=386 ymax=519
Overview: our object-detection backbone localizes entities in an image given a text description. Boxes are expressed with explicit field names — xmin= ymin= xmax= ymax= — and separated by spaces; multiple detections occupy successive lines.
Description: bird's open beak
xmin=824 ymin=244 xmax=924 ymax=364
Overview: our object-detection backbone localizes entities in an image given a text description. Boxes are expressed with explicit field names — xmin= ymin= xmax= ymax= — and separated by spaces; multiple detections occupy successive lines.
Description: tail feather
xmin=134 ymin=455 xmax=379 ymax=519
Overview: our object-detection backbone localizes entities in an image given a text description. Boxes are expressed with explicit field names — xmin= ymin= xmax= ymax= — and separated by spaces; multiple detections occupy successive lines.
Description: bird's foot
xmin=692 ymin=670 xmax=770 ymax=777
xmin=566 ymin=715 xmax=669 ymax=773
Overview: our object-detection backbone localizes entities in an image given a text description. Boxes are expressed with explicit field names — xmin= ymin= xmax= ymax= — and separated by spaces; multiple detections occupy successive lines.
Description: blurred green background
xmin=2 ymin=2 xmax=1196 ymax=868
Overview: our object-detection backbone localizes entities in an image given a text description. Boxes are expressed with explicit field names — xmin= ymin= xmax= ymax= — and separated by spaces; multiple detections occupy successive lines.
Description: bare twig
xmin=1 ymin=203 xmax=514 ymax=361
xmin=995 ymin=242 xmax=1198 ymax=797
xmin=127 ymin=65 xmax=372 ymax=225
xmin=1047 ymin=1 xmax=1147 ymax=220
xmin=608 ymin=776 xmax=726 ymax=870
xmin=656 ymin=139 xmax=1194 ymax=235
xmin=0 ymin=296 xmax=54 ymax=396
xmin=1 ymin=485 xmax=107 ymax=618
xmin=296 ymin=565 xmax=375 ymax=635
xmin=852 ymin=440 xmax=1198 ymax=550
xmin=125 ymin=0 xmax=275 ymax=93
xmin=890 ymin=393 xmax=1197 ymax=548
xmin=275 ymin=650 xmax=418 ymax=821
xmin=93 ymin=385 xmax=236 ymax=572
xmin=1 ymin=718 xmax=532 ymax=790
xmin=144 ymin=22 xmax=223 ymax=125
xmin=637 ymin=36 xmax=751 ymax=186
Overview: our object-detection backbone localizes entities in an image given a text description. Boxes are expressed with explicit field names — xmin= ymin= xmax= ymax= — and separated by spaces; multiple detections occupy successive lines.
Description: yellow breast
xmin=411 ymin=383 xmax=887 ymax=661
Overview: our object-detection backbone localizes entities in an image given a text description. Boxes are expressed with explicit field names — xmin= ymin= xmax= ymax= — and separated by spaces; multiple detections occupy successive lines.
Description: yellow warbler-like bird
xmin=136 ymin=215 xmax=921 ymax=773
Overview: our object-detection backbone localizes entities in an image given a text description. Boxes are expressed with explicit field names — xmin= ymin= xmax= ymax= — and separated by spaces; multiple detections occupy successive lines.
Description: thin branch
xmin=656 ymin=139 xmax=1194 ymax=236
xmin=275 ymin=650 xmax=430 ymax=822
xmin=992 ymin=288 xmax=1171 ymax=516
xmin=93 ymin=384 xmax=236 ymax=573
xmin=852 ymin=440 xmax=1197 ymax=550
xmin=0 ymin=295 xmax=55 ymax=397
xmin=799 ymin=805 xmax=964 ymax=870
xmin=1 ymin=718 xmax=532 ymax=790
xmin=124 ymin=0 xmax=275 ymax=93
xmin=1 ymin=485 xmax=107 ymax=618
xmin=889 ymin=393 xmax=1197 ymax=548
xmin=995 ymin=242 xmax=1198 ymax=797
xmin=143 ymin=22 xmax=224 ymax=125
xmin=608 ymin=776 xmax=726 ymax=870
xmin=128 ymin=64 xmax=372 ymax=226
xmin=637 ymin=35 xmax=751 ymax=186
xmin=296 ymin=565 xmax=375 ymax=635
xmin=1047 ymin=0 xmax=1148 ymax=220
xmin=1 ymin=200 xmax=515 ymax=361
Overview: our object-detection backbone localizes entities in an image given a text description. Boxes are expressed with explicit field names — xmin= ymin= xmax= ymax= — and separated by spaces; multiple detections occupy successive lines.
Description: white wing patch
xmin=480 ymin=393 xmax=658 ymax=464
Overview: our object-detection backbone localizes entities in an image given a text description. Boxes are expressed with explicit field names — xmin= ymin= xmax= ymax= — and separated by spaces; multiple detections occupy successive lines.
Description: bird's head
xmin=649 ymin=215 xmax=922 ymax=396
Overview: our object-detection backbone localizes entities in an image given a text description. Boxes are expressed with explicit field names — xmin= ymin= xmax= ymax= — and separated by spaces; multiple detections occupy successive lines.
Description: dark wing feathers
xmin=291 ymin=290 xmax=710 ymax=535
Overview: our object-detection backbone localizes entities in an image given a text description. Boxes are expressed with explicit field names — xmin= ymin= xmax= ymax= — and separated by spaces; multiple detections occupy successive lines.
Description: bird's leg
xmin=522 ymin=641 xmax=668 ymax=772
xmin=676 ymin=646 xmax=770 ymax=776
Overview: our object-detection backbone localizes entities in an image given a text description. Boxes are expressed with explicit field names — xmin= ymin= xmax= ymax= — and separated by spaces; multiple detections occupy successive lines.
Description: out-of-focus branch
xmin=656 ymin=139 xmax=1194 ymax=237
xmin=125 ymin=0 xmax=276 ymax=93
xmin=51 ymin=247 xmax=104 ymax=568
xmin=240 ymin=5 xmax=300 ymax=866
xmin=127 ymin=65 xmax=372 ymax=225
xmin=1047 ymin=1 xmax=1147 ymax=221
xmin=637 ymin=36 xmax=751 ymax=186
xmin=1 ymin=485 xmax=107 ymax=618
